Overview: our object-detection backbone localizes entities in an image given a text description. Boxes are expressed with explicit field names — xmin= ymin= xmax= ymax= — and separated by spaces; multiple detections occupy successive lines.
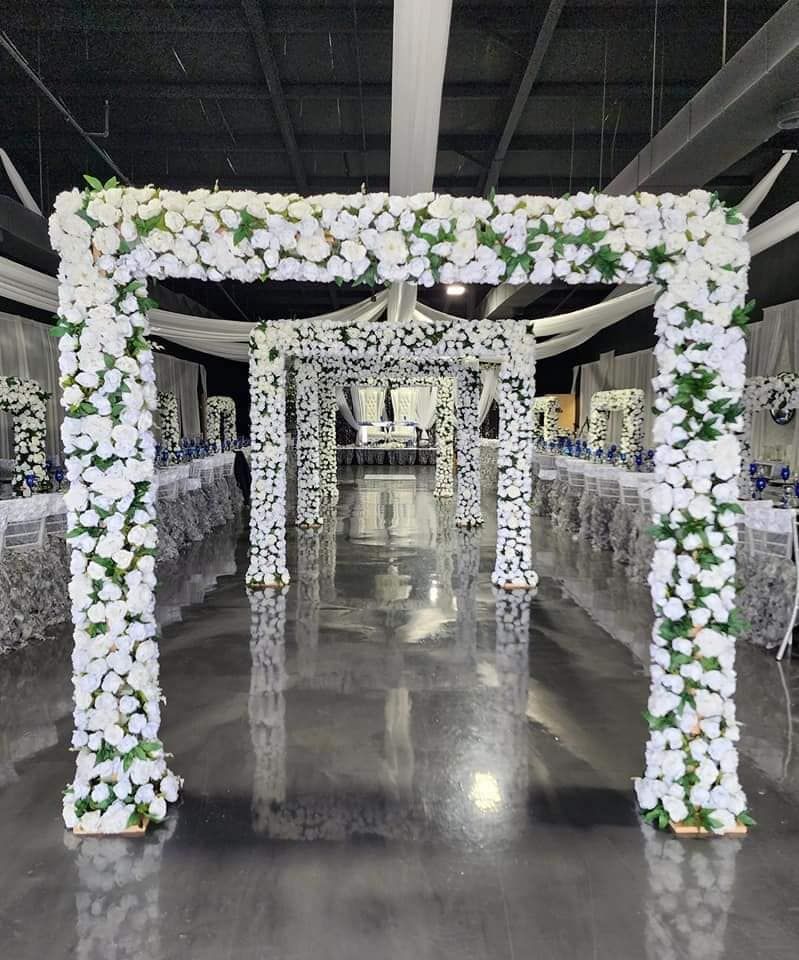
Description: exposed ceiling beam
xmin=481 ymin=0 xmax=567 ymax=195
xmin=2 ymin=80 xmax=701 ymax=103
xmin=239 ymin=0 xmax=307 ymax=192
xmin=3 ymin=3 xmax=780 ymax=35
xmin=0 ymin=131 xmax=650 ymax=154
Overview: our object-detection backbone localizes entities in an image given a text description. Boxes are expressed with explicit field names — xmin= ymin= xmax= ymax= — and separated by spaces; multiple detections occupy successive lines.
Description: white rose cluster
xmin=295 ymin=362 xmax=323 ymax=527
xmin=739 ymin=373 xmax=799 ymax=479
xmin=157 ymin=390 xmax=180 ymax=453
xmin=0 ymin=375 xmax=50 ymax=495
xmin=531 ymin=395 xmax=561 ymax=444
xmin=317 ymin=374 xmax=339 ymax=506
xmin=454 ymin=365 xmax=483 ymax=527
xmin=587 ymin=388 xmax=645 ymax=456
xmin=434 ymin=376 xmax=456 ymax=499
xmin=206 ymin=395 xmax=236 ymax=445
xmin=636 ymin=192 xmax=753 ymax=834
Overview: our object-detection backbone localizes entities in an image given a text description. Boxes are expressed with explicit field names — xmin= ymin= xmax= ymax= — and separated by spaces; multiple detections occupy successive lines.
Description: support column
xmin=57 ymin=261 xmax=179 ymax=833
xmin=434 ymin=376 xmax=454 ymax=498
xmin=455 ymin=364 xmax=482 ymax=526
xmin=295 ymin=362 xmax=322 ymax=527
xmin=248 ymin=328 xmax=290 ymax=587
xmin=318 ymin=374 xmax=339 ymax=505
xmin=492 ymin=355 xmax=537 ymax=589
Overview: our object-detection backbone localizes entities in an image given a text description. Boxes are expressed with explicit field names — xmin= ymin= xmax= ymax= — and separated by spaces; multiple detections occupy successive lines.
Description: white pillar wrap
xmin=434 ymin=376 xmax=455 ymax=498
xmin=295 ymin=362 xmax=322 ymax=527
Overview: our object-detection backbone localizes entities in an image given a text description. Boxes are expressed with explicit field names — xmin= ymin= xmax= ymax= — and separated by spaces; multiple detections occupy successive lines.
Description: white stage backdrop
xmin=0 ymin=312 xmax=206 ymax=458
xmin=575 ymin=348 xmax=657 ymax=449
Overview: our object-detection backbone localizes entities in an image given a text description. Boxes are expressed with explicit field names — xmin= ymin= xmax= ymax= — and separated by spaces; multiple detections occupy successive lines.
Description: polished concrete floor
xmin=1 ymin=466 xmax=798 ymax=959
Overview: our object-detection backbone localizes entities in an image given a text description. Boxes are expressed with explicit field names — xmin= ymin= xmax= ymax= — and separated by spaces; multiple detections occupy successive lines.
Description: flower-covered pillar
xmin=295 ymin=362 xmax=322 ymax=527
xmin=318 ymin=373 xmax=339 ymax=505
xmin=492 ymin=348 xmax=537 ymax=589
xmin=248 ymin=327 xmax=290 ymax=587
xmin=434 ymin=376 xmax=455 ymax=498
xmin=0 ymin=375 xmax=50 ymax=496
xmin=50 ymin=247 xmax=179 ymax=833
xmin=635 ymin=218 xmax=753 ymax=834
xmin=156 ymin=391 xmax=180 ymax=454
xmin=455 ymin=364 xmax=482 ymax=526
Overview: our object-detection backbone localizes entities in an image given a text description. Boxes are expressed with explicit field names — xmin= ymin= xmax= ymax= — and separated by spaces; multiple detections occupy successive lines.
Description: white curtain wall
xmin=747 ymin=301 xmax=799 ymax=467
xmin=575 ymin=348 xmax=657 ymax=449
xmin=0 ymin=311 xmax=206 ymax=458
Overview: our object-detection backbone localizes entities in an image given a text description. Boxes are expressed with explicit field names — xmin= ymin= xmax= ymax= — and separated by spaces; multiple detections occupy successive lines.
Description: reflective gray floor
xmin=1 ymin=466 xmax=798 ymax=959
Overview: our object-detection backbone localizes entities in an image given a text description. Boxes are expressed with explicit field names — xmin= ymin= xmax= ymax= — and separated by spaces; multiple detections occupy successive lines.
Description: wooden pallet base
xmin=669 ymin=821 xmax=748 ymax=838
xmin=74 ymin=817 xmax=149 ymax=838
xmin=498 ymin=582 xmax=537 ymax=591
xmin=247 ymin=581 xmax=289 ymax=591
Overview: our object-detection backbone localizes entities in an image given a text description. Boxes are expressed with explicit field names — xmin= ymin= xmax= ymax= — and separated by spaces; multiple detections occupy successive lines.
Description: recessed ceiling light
xmin=446 ymin=284 xmax=466 ymax=295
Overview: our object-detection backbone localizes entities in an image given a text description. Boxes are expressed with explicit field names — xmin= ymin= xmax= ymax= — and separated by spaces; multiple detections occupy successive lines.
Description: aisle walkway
xmin=0 ymin=468 xmax=798 ymax=959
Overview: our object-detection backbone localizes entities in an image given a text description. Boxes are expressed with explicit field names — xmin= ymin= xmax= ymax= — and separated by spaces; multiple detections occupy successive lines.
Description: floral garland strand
xmin=434 ymin=377 xmax=455 ymax=498
xmin=636 ymin=207 xmax=754 ymax=835
xmin=740 ymin=373 xmax=799 ymax=476
xmin=206 ymin=395 xmax=236 ymax=445
xmin=492 ymin=350 xmax=537 ymax=588
xmin=531 ymin=395 xmax=561 ymax=444
xmin=247 ymin=328 xmax=290 ymax=587
xmin=0 ymin=375 xmax=50 ymax=496
xmin=295 ymin=362 xmax=322 ymax=527
xmin=588 ymin=388 xmax=645 ymax=456
xmin=156 ymin=391 xmax=180 ymax=454
xmin=318 ymin=375 xmax=339 ymax=504
xmin=51 ymin=252 xmax=180 ymax=832
xmin=455 ymin=365 xmax=482 ymax=526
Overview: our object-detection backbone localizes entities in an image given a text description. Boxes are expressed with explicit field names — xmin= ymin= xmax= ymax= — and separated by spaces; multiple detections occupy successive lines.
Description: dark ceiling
xmin=1 ymin=0 xmax=795 ymax=324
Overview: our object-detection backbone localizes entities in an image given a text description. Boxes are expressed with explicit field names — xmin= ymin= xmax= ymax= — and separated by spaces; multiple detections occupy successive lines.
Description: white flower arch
xmin=0 ymin=374 xmax=49 ymax=496
xmin=587 ymin=388 xmax=645 ymax=456
xmin=206 ymin=395 xmax=236 ymax=444
xmin=50 ymin=179 xmax=752 ymax=836
xmin=740 ymin=373 xmax=799 ymax=472
xmin=531 ymin=395 xmax=561 ymax=443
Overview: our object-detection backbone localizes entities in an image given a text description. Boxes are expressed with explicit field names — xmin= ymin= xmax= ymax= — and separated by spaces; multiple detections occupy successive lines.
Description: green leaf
xmin=103 ymin=176 xmax=119 ymax=190
xmin=83 ymin=174 xmax=103 ymax=191
xmin=738 ymin=810 xmax=757 ymax=827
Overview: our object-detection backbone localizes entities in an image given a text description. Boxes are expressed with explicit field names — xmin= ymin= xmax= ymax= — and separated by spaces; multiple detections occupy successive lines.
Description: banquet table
xmin=336 ymin=446 xmax=436 ymax=466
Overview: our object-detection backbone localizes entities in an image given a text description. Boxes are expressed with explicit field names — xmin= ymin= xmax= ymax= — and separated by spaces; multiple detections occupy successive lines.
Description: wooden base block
xmin=498 ymin=582 xmax=537 ymax=591
xmin=74 ymin=817 xmax=149 ymax=838
xmin=247 ymin=581 xmax=288 ymax=591
xmin=669 ymin=821 xmax=748 ymax=838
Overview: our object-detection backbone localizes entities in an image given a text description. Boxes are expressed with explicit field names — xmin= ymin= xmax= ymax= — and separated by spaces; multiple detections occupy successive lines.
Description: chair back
xmin=618 ymin=472 xmax=644 ymax=508
xmin=743 ymin=504 xmax=793 ymax=561
xmin=596 ymin=465 xmax=621 ymax=501
xmin=0 ymin=497 xmax=48 ymax=553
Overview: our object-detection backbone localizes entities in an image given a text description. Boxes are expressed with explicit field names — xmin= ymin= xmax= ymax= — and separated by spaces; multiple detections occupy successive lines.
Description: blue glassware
xmin=755 ymin=476 xmax=768 ymax=499
xmin=647 ymin=449 xmax=654 ymax=460
xmin=25 ymin=474 xmax=36 ymax=493
xmin=54 ymin=467 xmax=64 ymax=489
xmin=749 ymin=463 xmax=758 ymax=477
xmin=781 ymin=465 xmax=791 ymax=482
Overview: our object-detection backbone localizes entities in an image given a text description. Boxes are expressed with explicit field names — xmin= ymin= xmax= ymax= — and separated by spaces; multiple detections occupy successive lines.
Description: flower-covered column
xmin=455 ymin=365 xmax=482 ymax=526
xmin=295 ymin=362 xmax=322 ymax=527
xmin=156 ymin=391 xmax=180 ymax=454
xmin=318 ymin=374 xmax=339 ymax=505
xmin=635 ymin=231 xmax=753 ymax=833
xmin=248 ymin=328 xmax=289 ymax=587
xmin=492 ymin=352 xmax=537 ymax=589
xmin=434 ymin=376 xmax=455 ymax=498
xmin=51 ymin=253 xmax=179 ymax=833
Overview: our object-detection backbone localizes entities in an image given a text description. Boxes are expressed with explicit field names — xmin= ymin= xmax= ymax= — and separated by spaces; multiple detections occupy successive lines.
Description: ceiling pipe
xmin=0 ymin=31 xmax=127 ymax=183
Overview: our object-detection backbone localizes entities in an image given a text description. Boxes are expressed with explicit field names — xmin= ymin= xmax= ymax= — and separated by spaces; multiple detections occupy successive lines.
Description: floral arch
xmin=531 ymin=395 xmax=561 ymax=443
xmin=0 ymin=374 xmax=50 ymax=496
xmin=587 ymin=388 xmax=646 ymax=457
xmin=51 ymin=180 xmax=752 ymax=836
xmin=206 ymin=395 xmax=236 ymax=445
xmin=740 ymin=373 xmax=799 ymax=473
xmin=156 ymin=391 xmax=180 ymax=453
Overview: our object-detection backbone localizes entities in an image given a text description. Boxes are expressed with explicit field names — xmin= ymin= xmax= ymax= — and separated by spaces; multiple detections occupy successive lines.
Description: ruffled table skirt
xmin=335 ymin=447 xmax=436 ymax=466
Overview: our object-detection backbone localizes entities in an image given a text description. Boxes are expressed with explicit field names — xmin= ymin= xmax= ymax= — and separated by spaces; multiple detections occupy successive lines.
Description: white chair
xmin=743 ymin=504 xmax=793 ymax=561
xmin=0 ymin=496 xmax=49 ymax=557
xmin=200 ymin=460 xmax=217 ymax=489
xmin=596 ymin=465 xmax=621 ymax=505
xmin=43 ymin=492 xmax=68 ymax=537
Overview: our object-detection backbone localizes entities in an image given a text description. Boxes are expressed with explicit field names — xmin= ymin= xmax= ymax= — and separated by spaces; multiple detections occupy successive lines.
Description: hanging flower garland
xmin=50 ymin=177 xmax=752 ymax=834
xmin=454 ymin=365 xmax=482 ymax=525
xmin=531 ymin=395 xmax=561 ymax=444
xmin=206 ymin=395 xmax=236 ymax=445
xmin=0 ymin=375 xmax=50 ymax=496
xmin=588 ymin=388 xmax=645 ymax=456
xmin=434 ymin=376 xmax=455 ymax=499
xmin=740 ymin=373 xmax=799 ymax=473
xmin=156 ymin=391 xmax=180 ymax=453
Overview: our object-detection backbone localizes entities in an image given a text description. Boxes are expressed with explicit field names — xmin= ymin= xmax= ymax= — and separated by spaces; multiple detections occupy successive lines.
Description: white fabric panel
xmin=153 ymin=352 xmax=206 ymax=438
xmin=0 ymin=149 xmax=42 ymax=214
xmin=611 ymin=349 xmax=658 ymax=448
xmin=747 ymin=202 xmax=799 ymax=257
xmin=415 ymin=385 xmax=438 ymax=439
xmin=0 ymin=311 xmax=62 ymax=459
xmin=747 ymin=302 xmax=799 ymax=466
xmin=479 ymin=365 xmax=499 ymax=425
xmin=738 ymin=151 xmax=795 ymax=217
xmin=336 ymin=387 xmax=360 ymax=431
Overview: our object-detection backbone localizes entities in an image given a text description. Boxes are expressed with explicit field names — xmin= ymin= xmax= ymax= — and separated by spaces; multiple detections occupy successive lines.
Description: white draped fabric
xmin=152 ymin=353 xmax=207 ymax=438
xmin=0 ymin=311 xmax=62 ymax=459
xmin=479 ymin=365 xmax=499 ymax=425
xmin=335 ymin=387 xmax=359 ymax=431
xmin=747 ymin=301 xmax=799 ymax=467
xmin=415 ymin=385 xmax=438 ymax=439
xmin=0 ymin=310 xmax=206 ymax=458
xmin=576 ymin=348 xmax=657 ymax=448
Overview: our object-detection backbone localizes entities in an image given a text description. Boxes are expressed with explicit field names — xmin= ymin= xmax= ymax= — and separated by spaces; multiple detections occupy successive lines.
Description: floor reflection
xmin=0 ymin=469 xmax=798 ymax=959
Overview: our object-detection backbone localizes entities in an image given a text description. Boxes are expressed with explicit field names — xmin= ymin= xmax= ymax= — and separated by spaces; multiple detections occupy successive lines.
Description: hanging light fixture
xmin=446 ymin=284 xmax=466 ymax=296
